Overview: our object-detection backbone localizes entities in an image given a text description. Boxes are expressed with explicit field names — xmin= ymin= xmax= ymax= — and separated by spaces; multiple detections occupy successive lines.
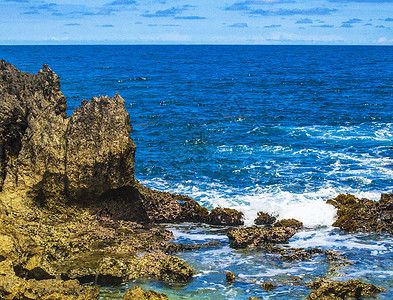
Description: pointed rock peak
xmin=113 ymin=92 xmax=125 ymax=105
xmin=42 ymin=64 xmax=52 ymax=72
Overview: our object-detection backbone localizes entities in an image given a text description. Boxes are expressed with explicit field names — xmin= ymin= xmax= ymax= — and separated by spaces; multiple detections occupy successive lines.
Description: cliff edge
xmin=0 ymin=60 xmax=214 ymax=224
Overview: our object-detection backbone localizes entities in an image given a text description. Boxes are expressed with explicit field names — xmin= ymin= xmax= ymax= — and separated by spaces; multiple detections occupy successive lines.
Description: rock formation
xmin=0 ymin=61 xmax=247 ymax=299
xmin=327 ymin=193 xmax=393 ymax=233
xmin=306 ymin=278 xmax=385 ymax=299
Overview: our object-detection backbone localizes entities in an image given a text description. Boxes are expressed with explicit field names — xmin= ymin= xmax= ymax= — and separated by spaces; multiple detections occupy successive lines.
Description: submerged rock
xmin=254 ymin=211 xmax=276 ymax=225
xmin=261 ymin=281 xmax=277 ymax=291
xmin=227 ymin=226 xmax=297 ymax=249
xmin=306 ymin=278 xmax=385 ymax=299
xmin=225 ymin=271 xmax=236 ymax=284
xmin=327 ymin=193 xmax=393 ymax=233
xmin=122 ymin=286 xmax=169 ymax=300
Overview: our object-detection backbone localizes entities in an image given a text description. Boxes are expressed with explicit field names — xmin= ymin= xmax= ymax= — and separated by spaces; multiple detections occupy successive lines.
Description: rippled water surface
xmin=1 ymin=45 xmax=393 ymax=298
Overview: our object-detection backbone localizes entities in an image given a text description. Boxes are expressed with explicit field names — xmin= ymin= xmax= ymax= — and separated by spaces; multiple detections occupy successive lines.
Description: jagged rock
xmin=306 ymin=278 xmax=385 ymax=299
xmin=327 ymin=193 xmax=393 ymax=233
xmin=225 ymin=271 xmax=236 ymax=284
xmin=0 ymin=60 xmax=67 ymax=192
xmin=267 ymin=246 xmax=327 ymax=261
xmin=0 ymin=61 xmax=214 ymax=225
xmin=254 ymin=211 xmax=276 ymax=225
xmin=273 ymin=218 xmax=303 ymax=230
xmin=0 ymin=259 xmax=99 ymax=300
xmin=164 ymin=241 xmax=221 ymax=254
xmin=227 ymin=226 xmax=297 ymax=249
xmin=209 ymin=207 xmax=244 ymax=226
xmin=176 ymin=194 xmax=210 ymax=223
xmin=122 ymin=286 xmax=169 ymax=300
xmin=65 ymin=93 xmax=136 ymax=201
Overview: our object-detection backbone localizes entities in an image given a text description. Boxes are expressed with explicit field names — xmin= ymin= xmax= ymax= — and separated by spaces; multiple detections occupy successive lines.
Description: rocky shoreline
xmin=0 ymin=61 xmax=389 ymax=299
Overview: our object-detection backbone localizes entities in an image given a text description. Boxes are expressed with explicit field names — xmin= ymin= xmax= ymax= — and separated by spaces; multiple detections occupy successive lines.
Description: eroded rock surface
xmin=306 ymin=278 xmax=385 ymax=300
xmin=254 ymin=211 xmax=276 ymax=225
xmin=0 ymin=62 xmax=204 ymax=298
xmin=227 ymin=226 xmax=297 ymax=249
xmin=327 ymin=193 xmax=393 ymax=233
xmin=122 ymin=286 xmax=169 ymax=300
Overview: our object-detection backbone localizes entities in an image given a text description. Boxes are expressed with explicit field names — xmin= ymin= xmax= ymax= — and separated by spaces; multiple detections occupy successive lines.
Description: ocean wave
xmin=139 ymin=177 xmax=386 ymax=228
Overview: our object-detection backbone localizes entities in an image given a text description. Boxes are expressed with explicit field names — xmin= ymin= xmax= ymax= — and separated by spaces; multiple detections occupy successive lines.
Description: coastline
xmin=0 ymin=60 xmax=392 ymax=300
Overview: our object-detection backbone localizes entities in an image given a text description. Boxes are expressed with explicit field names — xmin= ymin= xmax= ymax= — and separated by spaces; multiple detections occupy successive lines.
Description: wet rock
xmin=226 ymin=271 xmax=236 ymax=284
xmin=327 ymin=193 xmax=393 ymax=233
xmin=261 ymin=281 xmax=277 ymax=291
xmin=267 ymin=246 xmax=325 ymax=261
xmin=254 ymin=211 xmax=276 ymax=225
xmin=227 ymin=226 xmax=297 ymax=249
xmin=0 ymin=259 xmax=99 ymax=300
xmin=273 ymin=218 xmax=303 ymax=230
xmin=306 ymin=278 xmax=385 ymax=299
xmin=122 ymin=286 xmax=169 ymax=300
xmin=165 ymin=241 xmax=221 ymax=254
xmin=176 ymin=194 xmax=210 ymax=223
xmin=209 ymin=207 xmax=244 ymax=226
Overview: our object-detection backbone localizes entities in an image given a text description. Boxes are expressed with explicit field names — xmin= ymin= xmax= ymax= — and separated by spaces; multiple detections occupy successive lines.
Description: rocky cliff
xmin=0 ymin=61 xmax=246 ymax=299
xmin=0 ymin=60 xmax=210 ymax=224
xmin=0 ymin=59 xmax=136 ymax=204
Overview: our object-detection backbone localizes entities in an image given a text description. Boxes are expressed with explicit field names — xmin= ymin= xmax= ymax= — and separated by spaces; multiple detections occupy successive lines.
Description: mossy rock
xmin=209 ymin=207 xmax=244 ymax=226
xmin=227 ymin=226 xmax=297 ymax=249
xmin=273 ymin=219 xmax=303 ymax=230
xmin=254 ymin=212 xmax=276 ymax=225
xmin=225 ymin=271 xmax=236 ymax=283
xmin=307 ymin=278 xmax=385 ymax=299
xmin=327 ymin=193 xmax=393 ymax=233
xmin=261 ymin=281 xmax=277 ymax=291
xmin=122 ymin=286 xmax=169 ymax=300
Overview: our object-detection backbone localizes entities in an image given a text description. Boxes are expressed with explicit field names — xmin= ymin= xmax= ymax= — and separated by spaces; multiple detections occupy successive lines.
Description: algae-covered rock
xmin=327 ymin=193 xmax=393 ymax=233
xmin=209 ymin=207 xmax=244 ymax=226
xmin=0 ymin=259 xmax=99 ymax=300
xmin=306 ymin=278 xmax=385 ymax=299
xmin=227 ymin=226 xmax=297 ymax=249
xmin=273 ymin=218 xmax=303 ymax=230
xmin=254 ymin=212 xmax=276 ymax=225
xmin=226 ymin=271 xmax=236 ymax=284
xmin=261 ymin=281 xmax=277 ymax=291
xmin=122 ymin=286 xmax=169 ymax=300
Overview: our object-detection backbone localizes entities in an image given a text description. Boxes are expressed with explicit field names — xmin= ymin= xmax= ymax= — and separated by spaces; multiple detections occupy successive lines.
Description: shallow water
xmin=1 ymin=45 xmax=393 ymax=298
xmin=99 ymin=223 xmax=393 ymax=299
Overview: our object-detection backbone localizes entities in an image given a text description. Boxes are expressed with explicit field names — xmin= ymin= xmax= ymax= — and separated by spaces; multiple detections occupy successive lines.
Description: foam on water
xmin=140 ymin=177 xmax=384 ymax=228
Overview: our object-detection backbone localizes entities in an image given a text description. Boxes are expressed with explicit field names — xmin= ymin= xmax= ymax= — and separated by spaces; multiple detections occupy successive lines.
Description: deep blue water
xmin=1 ymin=45 xmax=393 ymax=299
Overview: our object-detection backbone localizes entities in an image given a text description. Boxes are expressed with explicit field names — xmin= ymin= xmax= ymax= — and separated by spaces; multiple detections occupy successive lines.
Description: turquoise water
xmin=1 ymin=45 xmax=393 ymax=298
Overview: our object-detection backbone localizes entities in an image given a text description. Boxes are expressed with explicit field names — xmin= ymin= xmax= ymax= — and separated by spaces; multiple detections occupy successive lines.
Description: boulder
xmin=122 ymin=286 xmax=169 ymax=300
xmin=227 ymin=226 xmax=297 ymax=249
xmin=254 ymin=211 xmax=276 ymax=225
xmin=209 ymin=207 xmax=244 ymax=226
xmin=307 ymin=278 xmax=385 ymax=299
xmin=225 ymin=271 xmax=236 ymax=284
xmin=327 ymin=193 xmax=393 ymax=233
xmin=273 ymin=218 xmax=303 ymax=230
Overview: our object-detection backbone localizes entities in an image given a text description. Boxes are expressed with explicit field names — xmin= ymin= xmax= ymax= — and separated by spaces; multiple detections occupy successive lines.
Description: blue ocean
xmin=2 ymin=45 xmax=393 ymax=299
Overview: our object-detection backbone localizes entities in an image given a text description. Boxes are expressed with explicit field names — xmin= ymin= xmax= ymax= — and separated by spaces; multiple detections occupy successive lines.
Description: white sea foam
xmin=290 ymin=228 xmax=393 ymax=251
xmin=140 ymin=177 xmax=384 ymax=228
xmin=169 ymin=229 xmax=227 ymax=242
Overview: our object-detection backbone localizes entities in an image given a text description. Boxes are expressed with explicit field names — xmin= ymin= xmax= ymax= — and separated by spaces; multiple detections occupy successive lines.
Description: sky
xmin=1 ymin=0 xmax=393 ymax=44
